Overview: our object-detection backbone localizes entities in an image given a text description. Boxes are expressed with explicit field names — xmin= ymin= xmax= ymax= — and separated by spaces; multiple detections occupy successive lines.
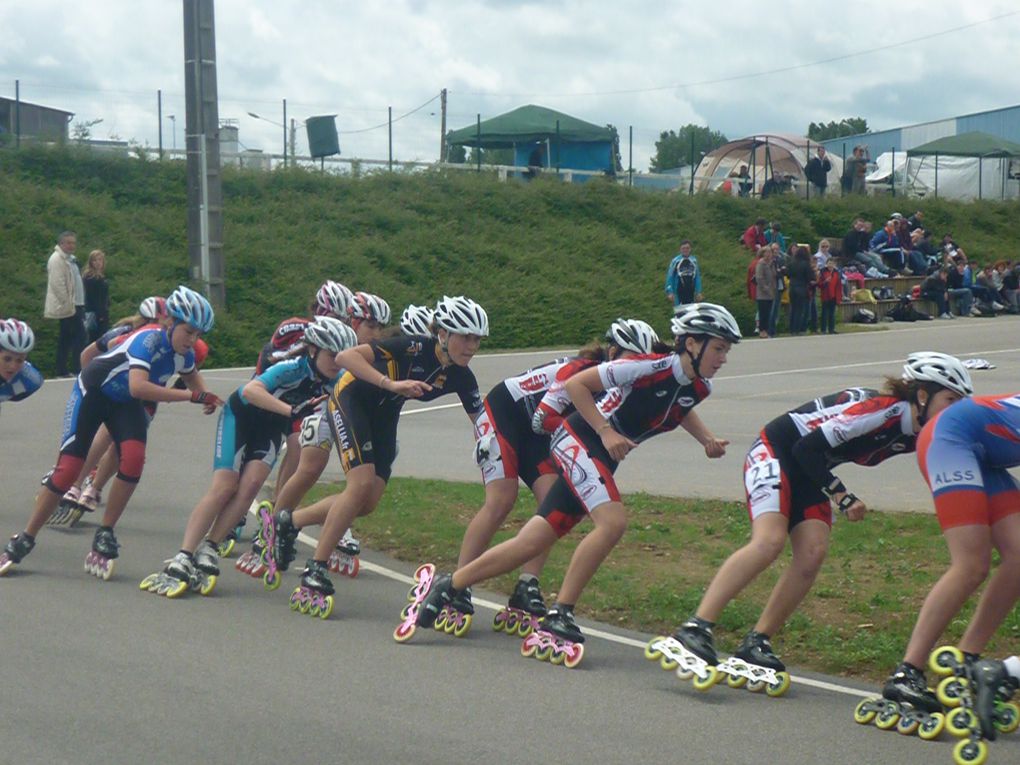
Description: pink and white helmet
xmin=0 ymin=318 xmax=35 ymax=354
xmin=316 ymin=281 xmax=354 ymax=319
xmin=349 ymin=292 xmax=392 ymax=325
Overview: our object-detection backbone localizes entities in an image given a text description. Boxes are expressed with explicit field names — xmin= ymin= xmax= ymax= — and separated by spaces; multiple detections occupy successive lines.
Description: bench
xmin=835 ymin=298 xmax=940 ymax=323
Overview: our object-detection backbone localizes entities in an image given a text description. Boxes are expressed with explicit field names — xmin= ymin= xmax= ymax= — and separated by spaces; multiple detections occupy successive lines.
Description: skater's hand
xmin=386 ymin=379 xmax=432 ymax=398
xmin=835 ymin=492 xmax=866 ymax=521
xmin=291 ymin=395 xmax=327 ymax=420
xmin=600 ymin=427 xmax=637 ymax=462
xmin=191 ymin=390 xmax=224 ymax=414
xmin=703 ymin=438 xmax=729 ymax=459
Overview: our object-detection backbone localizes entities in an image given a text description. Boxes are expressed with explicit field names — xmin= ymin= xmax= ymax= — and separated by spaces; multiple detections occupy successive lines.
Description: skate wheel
xmin=549 ymin=649 xmax=565 ymax=666
xmin=517 ymin=620 xmax=535 ymax=638
xmin=199 ymin=575 xmax=217 ymax=596
xmin=263 ymin=570 xmax=281 ymax=592
xmin=442 ymin=615 xmax=457 ymax=635
xmin=765 ymin=671 xmax=791 ymax=698
xmin=693 ymin=667 xmax=720 ymax=692
xmin=68 ymin=508 xmax=84 ymax=526
xmin=433 ymin=611 xmax=448 ymax=631
xmin=918 ymin=712 xmax=946 ymax=740
xmin=536 ymin=645 xmax=554 ymax=662
xmin=308 ymin=601 xmax=321 ymax=618
xmin=394 ymin=621 xmax=416 ymax=643
xmin=218 ymin=538 xmax=236 ymax=558
xmin=854 ymin=699 xmax=878 ymax=725
xmin=563 ymin=643 xmax=584 ymax=669
xmin=298 ymin=597 xmax=312 ymax=614
xmin=319 ymin=595 xmax=334 ymax=619
xmin=453 ymin=614 xmax=472 ymax=638
xmin=947 ymin=707 xmax=976 ymax=738
xmin=953 ymin=738 xmax=988 ymax=765
xmin=938 ymin=675 xmax=968 ymax=708
xmin=996 ymin=702 xmax=1020 ymax=733
xmin=726 ymin=673 xmax=748 ymax=689
xmin=660 ymin=656 xmax=679 ymax=672
xmin=521 ymin=639 xmax=539 ymax=659
xmin=0 ymin=556 xmax=13 ymax=576
xmin=746 ymin=679 xmax=766 ymax=693
xmin=139 ymin=573 xmax=159 ymax=591
xmin=896 ymin=715 xmax=921 ymax=736
xmin=875 ymin=706 xmax=900 ymax=730
xmin=345 ymin=556 xmax=359 ymax=578
xmin=289 ymin=588 xmax=302 ymax=611
xmin=400 ymin=602 xmax=413 ymax=620
xmin=100 ymin=559 xmax=115 ymax=581
xmin=165 ymin=579 xmax=189 ymax=599
xmin=492 ymin=612 xmax=508 ymax=632
xmin=413 ymin=563 xmax=434 ymax=581
xmin=930 ymin=645 xmax=964 ymax=677
xmin=676 ymin=668 xmax=693 ymax=681
xmin=644 ymin=637 xmax=665 ymax=662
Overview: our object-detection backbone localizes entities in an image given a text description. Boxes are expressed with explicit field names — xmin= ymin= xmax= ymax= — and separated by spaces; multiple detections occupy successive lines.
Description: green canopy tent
xmin=906 ymin=131 xmax=1020 ymax=199
xmin=446 ymin=104 xmax=616 ymax=176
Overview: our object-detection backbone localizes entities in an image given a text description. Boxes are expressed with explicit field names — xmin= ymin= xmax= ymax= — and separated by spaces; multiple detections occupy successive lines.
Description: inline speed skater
xmin=417 ymin=304 xmax=740 ymax=669
xmin=0 ymin=319 xmax=43 ymax=415
xmin=0 ymin=286 xmax=221 ymax=579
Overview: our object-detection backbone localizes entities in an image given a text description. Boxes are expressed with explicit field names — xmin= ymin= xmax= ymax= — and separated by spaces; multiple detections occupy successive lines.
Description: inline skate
xmin=217 ymin=517 xmax=246 ymax=557
xmin=434 ymin=586 xmax=473 ymax=638
xmin=259 ymin=505 xmax=298 ymax=591
xmin=493 ymin=577 xmax=547 ymax=637
xmin=194 ymin=539 xmax=220 ymax=578
xmin=139 ymin=550 xmax=217 ymax=598
xmin=394 ymin=563 xmax=436 ymax=642
xmin=853 ymin=662 xmax=945 ymax=740
xmin=327 ymin=527 xmax=360 ymax=577
xmin=521 ymin=605 xmax=585 ymax=668
xmin=415 ymin=572 xmax=457 ymax=629
xmin=717 ymin=630 xmax=792 ymax=697
xmin=48 ymin=486 xmax=81 ymax=526
xmin=235 ymin=501 xmax=270 ymax=577
xmin=644 ymin=617 xmax=721 ymax=691
xmin=84 ymin=526 xmax=119 ymax=580
xmin=0 ymin=531 xmax=36 ymax=575
xmin=289 ymin=559 xmax=334 ymax=619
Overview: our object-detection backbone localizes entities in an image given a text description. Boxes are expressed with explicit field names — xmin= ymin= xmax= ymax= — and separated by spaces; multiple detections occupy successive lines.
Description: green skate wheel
xmin=644 ymin=637 xmax=664 ymax=662
xmin=263 ymin=570 xmax=281 ymax=592
xmin=536 ymin=645 xmax=554 ymax=662
xmin=953 ymin=738 xmax=988 ymax=765
xmin=726 ymin=673 xmax=748 ymax=689
xmin=453 ymin=614 xmax=472 ymax=637
xmin=765 ymin=671 xmax=791 ymax=698
xmin=854 ymin=699 xmax=877 ymax=725
xmin=692 ymin=667 xmax=719 ymax=692
xmin=995 ymin=701 xmax=1020 ymax=734
xmin=319 ymin=595 xmax=334 ymax=619
xmin=199 ymin=575 xmax=217 ymax=596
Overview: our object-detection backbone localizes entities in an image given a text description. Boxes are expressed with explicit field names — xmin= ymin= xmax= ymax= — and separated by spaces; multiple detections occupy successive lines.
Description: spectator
xmin=742 ymin=217 xmax=768 ymax=251
xmin=44 ymin=230 xmax=86 ymax=377
xmin=957 ymin=251 xmax=1002 ymax=310
xmin=817 ymin=256 xmax=842 ymax=333
xmin=82 ymin=249 xmax=110 ymax=343
xmin=747 ymin=247 xmax=763 ymax=333
xmin=975 ymin=264 xmax=1005 ymax=311
xmin=850 ymin=145 xmax=870 ymax=194
xmin=906 ymin=210 xmax=924 ymax=230
xmin=769 ymin=242 xmax=788 ymax=334
xmin=787 ymin=246 xmax=814 ymax=335
xmin=765 ymin=222 xmax=787 ymax=252
xmin=843 ymin=218 xmax=893 ymax=276
xmin=805 ymin=146 xmax=832 ymax=197
xmin=920 ymin=268 xmax=953 ymax=319
xmin=869 ymin=220 xmax=906 ymax=272
xmin=730 ymin=164 xmax=752 ymax=197
xmin=903 ymin=229 xmax=930 ymax=276
xmin=755 ymin=245 xmax=779 ymax=338
xmin=664 ymin=239 xmax=703 ymax=312
xmin=946 ymin=260 xmax=977 ymax=316
xmin=813 ymin=239 xmax=832 ymax=272
xmin=1000 ymin=262 xmax=1020 ymax=313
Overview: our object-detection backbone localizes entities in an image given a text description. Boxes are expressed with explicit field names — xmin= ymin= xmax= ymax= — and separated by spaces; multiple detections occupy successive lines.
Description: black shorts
xmin=475 ymin=383 xmax=554 ymax=489
xmin=59 ymin=380 xmax=148 ymax=458
xmin=213 ymin=392 xmax=289 ymax=472
xmin=327 ymin=377 xmax=399 ymax=482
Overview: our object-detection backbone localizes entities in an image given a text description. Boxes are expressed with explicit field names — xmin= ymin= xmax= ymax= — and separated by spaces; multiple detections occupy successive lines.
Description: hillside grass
xmin=2 ymin=145 xmax=1018 ymax=375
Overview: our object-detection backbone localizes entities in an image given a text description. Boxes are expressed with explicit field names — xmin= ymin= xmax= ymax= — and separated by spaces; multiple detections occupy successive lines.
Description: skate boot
xmin=435 ymin=586 xmax=474 ymax=637
xmin=260 ymin=506 xmax=297 ymax=591
xmin=854 ymin=662 xmax=946 ymax=738
xmin=718 ymin=630 xmax=791 ymax=696
xmin=49 ymin=486 xmax=81 ymax=526
xmin=394 ymin=563 xmax=437 ymax=642
xmin=645 ymin=617 xmax=720 ymax=690
xmin=0 ymin=531 xmax=36 ymax=575
xmin=328 ymin=527 xmax=361 ymax=577
xmin=962 ymin=659 xmax=1020 ymax=746
xmin=494 ymin=577 xmax=547 ymax=637
xmin=236 ymin=502 xmax=269 ymax=576
xmin=194 ymin=539 xmax=221 ymax=578
xmin=522 ymin=605 xmax=585 ymax=668
xmin=84 ymin=526 xmax=120 ymax=580
xmin=140 ymin=551 xmax=214 ymax=598
xmin=289 ymin=559 xmax=335 ymax=619
xmin=416 ymin=573 xmax=458 ymax=629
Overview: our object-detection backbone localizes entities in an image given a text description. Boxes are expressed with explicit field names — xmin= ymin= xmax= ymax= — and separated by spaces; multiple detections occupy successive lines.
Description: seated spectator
xmin=975 ymin=264 xmax=1005 ymax=311
xmin=869 ymin=220 xmax=906 ymax=271
xmin=906 ymin=210 xmax=924 ymax=230
xmin=742 ymin=217 xmax=767 ymax=251
xmin=843 ymin=218 xmax=893 ymax=276
xmin=920 ymin=268 xmax=953 ymax=319
xmin=1000 ymin=262 xmax=1020 ymax=313
xmin=946 ymin=259 xmax=978 ymax=316
xmin=765 ymin=222 xmax=787 ymax=252
xmin=958 ymin=251 xmax=1002 ymax=310
xmin=905 ymin=229 xmax=931 ymax=276
xmin=913 ymin=228 xmax=939 ymax=271
xmin=813 ymin=239 xmax=832 ymax=271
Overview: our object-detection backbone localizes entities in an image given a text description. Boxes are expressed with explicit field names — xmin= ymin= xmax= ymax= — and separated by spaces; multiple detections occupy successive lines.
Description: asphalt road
xmin=2 ymin=319 xmax=1019 ymax=765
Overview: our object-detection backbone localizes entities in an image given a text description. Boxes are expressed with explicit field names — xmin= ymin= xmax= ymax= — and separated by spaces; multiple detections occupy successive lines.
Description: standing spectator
xmin=813 ymin=239 xmax=832 ymax=272
xmin=787 ymin=246 xmax=814 ymax=335
xmin=805 ymin=146 xmax=832 ymax=197
xmin=747 ymin=247 xmax=762 ymax=333
xmin=82 ymin=249 xmax=110 ymax=343
xmin=664 ymin=240 xmax=703 ymax=313
xmin=817 ymin=256 xmax=842 ymax=333
xmin=755 ymin=246 xmax=779 ymax=338
xmin=731 ymin=164 xmax=752 ymax=197
xmin=920 ymin=268 xmax=953 ymax=319
xmin=44 ymin=231 xmax=86 ymax=377
xmin=742 ymin=218 xmax=768 ymax=251
xmin=850 ymin=145 xmax=870 ymax=194
xmin=770 ymin=242 xmax=788 ymax=335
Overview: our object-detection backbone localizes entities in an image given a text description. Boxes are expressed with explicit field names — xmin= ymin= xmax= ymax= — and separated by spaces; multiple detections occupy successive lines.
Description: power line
xmin=342 ymin=92 xmax=441 ymax=134
xmin=452 ymin=10 xmax=1020 ymax=99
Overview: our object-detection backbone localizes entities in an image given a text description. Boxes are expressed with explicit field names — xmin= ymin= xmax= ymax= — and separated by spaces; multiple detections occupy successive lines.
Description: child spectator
xmin=817 ymin=257 xmax=842 ymax=334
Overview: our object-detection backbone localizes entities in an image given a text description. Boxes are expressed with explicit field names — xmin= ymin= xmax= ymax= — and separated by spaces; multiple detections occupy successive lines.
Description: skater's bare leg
xmin=958 ymin=513 xmax=1020 ymax=654
xmin=754 ymin=519 xmax=830 ymax=635
xmin=522 ymin=474 xmax=557 ymax=578
xmin=272 ymin=433 xmax=301 ymax=503
xmin=99 ymin=476 xmax=140 ymax=528
xmin=181 ymin=470 xmax=240 ymax=552
xmin=451 ymin=515 xmax=559 ymax=590
xmin=26 ymin=487 xmax=63 ymax=536
xmin=310 ymin=464 xmax=385 ymax=559
xmin=275 ymin=446 xmax=330 ymax=512
xmin=556 ymin=501 xmax=628 ymax=605
xmin=75 ymin=428 xmax=113 ymax=490
xmin=91 ymin=445 xmax=119 ymax=493
xmin=457 ymin=478 xmax=519 ymax=567
xmin=207 ymin=461 xmax=272 ymax=542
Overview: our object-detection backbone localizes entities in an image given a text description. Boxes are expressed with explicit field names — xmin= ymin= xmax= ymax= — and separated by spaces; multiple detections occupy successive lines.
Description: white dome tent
xmin=693 ymin=134 xmax=843 ymax=197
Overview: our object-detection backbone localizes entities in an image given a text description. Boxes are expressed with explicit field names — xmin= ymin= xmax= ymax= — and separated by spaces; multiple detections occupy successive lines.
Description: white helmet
xmin=0 ymin=318 xmax=35 ymax=353
xmin=400 ymin=304 xmax=434 ymax=336
xmin=902 ymin=352 xmax=973 ymax=397
xmin=316 ymin=281 xmax=354 ymax=319
xmin=139 ymin=296 xmax=167 ymax=321
xmin=671 ymin=303 xmax=742 ymax=344
xmin=606 ymin=318 xmax=659 ymax=355
xmin=166 ymin=285 xmax=215 ymax=333
xmin=350 ymin=292 xmax=392 ymax=325
xmin=434 ymin=296 xmax=489 ymax=337
xmin=303 ymin=316 xmax=358 ymax=354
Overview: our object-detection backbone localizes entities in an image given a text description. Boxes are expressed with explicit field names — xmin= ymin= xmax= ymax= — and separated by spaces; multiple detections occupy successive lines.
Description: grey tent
xmin=905 ymin=131 xmax=1020 ymax=199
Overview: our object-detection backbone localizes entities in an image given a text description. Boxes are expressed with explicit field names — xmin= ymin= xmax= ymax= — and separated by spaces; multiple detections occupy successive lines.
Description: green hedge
xmin=2 ymin=146 xmax=1017 ymax=374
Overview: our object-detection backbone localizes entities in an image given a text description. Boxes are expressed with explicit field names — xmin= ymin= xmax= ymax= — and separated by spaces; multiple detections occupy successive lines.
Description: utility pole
xmin=290 ymin=118 xmax=296 ymax=163
xmin=157 ymin=89 xmax=163 ymax=158
xmin=439 ymin=88 xmax=447 ymax=162
xmin=183 ymin=0 xmax=225 ymax=308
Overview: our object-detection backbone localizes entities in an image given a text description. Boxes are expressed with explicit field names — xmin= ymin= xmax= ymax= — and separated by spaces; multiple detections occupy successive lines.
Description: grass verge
xmin=303 ymin=477 xmax=1020 ymax=683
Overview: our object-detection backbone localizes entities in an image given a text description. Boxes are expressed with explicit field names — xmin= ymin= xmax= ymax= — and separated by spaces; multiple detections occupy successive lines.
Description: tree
xmin=606 ymin=123 xmax=623 ymax=173
xmin=446 ymin=142 xmax=466 ymax=163
xmin=650 ymin=124 xmax=728 ymax=173
xmin=71 ymin=118 xmax=104 ymax=143
xmin=466 ymin=147 xmax=514 ymax=165
xmin=806 ymin=118 xmax=869 ymax=142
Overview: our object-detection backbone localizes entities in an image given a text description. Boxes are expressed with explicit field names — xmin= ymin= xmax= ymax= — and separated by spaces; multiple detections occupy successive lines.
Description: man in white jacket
xmin=44 ymin=230 xmax=86 ymax=376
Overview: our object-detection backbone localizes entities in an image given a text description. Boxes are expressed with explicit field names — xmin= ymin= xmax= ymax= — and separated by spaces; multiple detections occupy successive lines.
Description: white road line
xmin=279 ymin=522 xmax=871 ymax=699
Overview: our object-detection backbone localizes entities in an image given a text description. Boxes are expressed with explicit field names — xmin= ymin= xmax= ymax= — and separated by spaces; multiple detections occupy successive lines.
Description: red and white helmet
xmin=139 ymin=296 xmax=167 ymax=321
xmin=316 ymin=281 xmax=354 ymax=319
xmin=434 ymin=296 xmax=489 ymax=337
xmin=349 ymin=292 xmax=392 ymax=325
xmin=0 ymin=318 xmax=35 ymax=354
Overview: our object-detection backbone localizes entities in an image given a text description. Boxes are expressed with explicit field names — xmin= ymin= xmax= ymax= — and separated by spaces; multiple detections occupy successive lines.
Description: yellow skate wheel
xmin=139 ymin=574 xmax=159 ymax=591
xmin=727 ymin=673 xmax=748 ymax=689
xmin=875 ymin=706 xmax=900 ymax=730
xmin=263 ymin=570 xmax=281 ymax=592
xmin=319 ymin=596 xmax=334 ymax=619
xmin=644 ymin=638 xmax=665 ymax=662
xmin=289 ymin=589 xmax=302 ymax=610
xmin=854 ymin=699 xmax=877 ymax=725
xmin=938 ymin=675 xmax=968 ymax=708
xmin=896 ymin=715 xmax=920 ymax=736
xmin=947 ymin=707 xmax=976 ymax=738
xmin=434 ymin=612 xmax=449 ymax=631
xmin=165 ymin=579 xmax=189 ymax=599
xmin=996 ymin=702 xmax=1020 ymax=734
xmin=516 ymin=620 xmax=534 ymax=638
xmin=930 ymin=645 xmax=964 ymax=677
xmin=765 ymin=671 xmax=791 ymax=698
xmin=442 ymin=617 xmax=457 ymax=635
xmin=549 ymin=650 xmax=566 ymax=666
xmin=953 ymin=738 xmax=988 ymax=765
xmin=692 ymin=667 xmax=719 ymax=692
xmin=660 ymin=655 xmax=679 ymax=672
xmin=393 ymin=622 xmax=416 ymax=643
xmin=298 ymin=597 xmax=312 ymax=614
xmin=218 ymin=538 xmax=236 ymax=558
xmin=536 ymin=645 xmax=554 ymax=662
xmin=492 ymin=613 xmax=506 ymax=633
xmin=199 ymin=575 xmax=217 ymax=596
xmin=453 ymin=614 xmax=472 ymax=637
xmin=918 ymin=712 xmax=946 ymax=740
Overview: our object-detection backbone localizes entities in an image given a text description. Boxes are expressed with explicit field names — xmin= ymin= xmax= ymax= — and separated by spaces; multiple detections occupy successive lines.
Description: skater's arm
xmin=241 ymin=378 xmax=293 ymax=417
xmin=128 ymin=368 xmax=194 ymax=403
xmin=680 ymin=410 xmax=728 ymax=458
xmin=80 ymin=341 xmax=100 ymax=369
xmin=335 ymin=345 xmax=431 ymax=399
xmin=565 ymin=368 xmax=636 ymax=461
xmin=791 ymin=430 xmax=866 ymax=520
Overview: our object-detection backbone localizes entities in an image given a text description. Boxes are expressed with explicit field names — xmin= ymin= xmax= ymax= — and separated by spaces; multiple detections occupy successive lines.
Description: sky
xmin=2 ymin=0 xmax=1019 ymax=171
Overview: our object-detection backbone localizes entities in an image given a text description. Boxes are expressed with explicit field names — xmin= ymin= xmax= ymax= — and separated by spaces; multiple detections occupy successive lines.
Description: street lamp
xmin=166 ymin=114 xmax=176 ymax=152
xmin=248 ymin=99 xmax=288 ymax=165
